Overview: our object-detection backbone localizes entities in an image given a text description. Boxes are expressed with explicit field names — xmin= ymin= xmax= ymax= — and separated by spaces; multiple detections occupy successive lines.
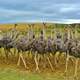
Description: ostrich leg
xmin=4 ymin=48 xmax=9 ymax=59
xmin=17 ymin=53 xmax=20 ymax=66
xmin=13 ymin=48 xmax=17 ymax=57
xmin=64 ymin=54 xmax=70 ymax=75
xmin=37 ymin=54 xmax=40 ymax=64
xmin=8 ymin=49 xmax=14 ymax=57
xmin=6 ymin=49 xmax=15 ymax=61
xmin=43 ymin=54 xmax=47 ymax=68
xmin=54 ymin=54 xmax=58 ymax=66
xmin=29 ymin=50 xmax=32 ymax=58
xmin=17 ymin=52 xmax=27 ymax=69
xmin=54 ymin=52 xmax=59 ymax=67
xmin=4 ymin=48 xmax=9 ymax=64
xmin=20 ymin=52 xmax=27 ymax=69
xmin=74 ymin=58 xmax=79 ymax=78
xmin=46 ymin=54 xmax=54 ymax=71
xmin=34 ymin=52 xmax=40 ymax=71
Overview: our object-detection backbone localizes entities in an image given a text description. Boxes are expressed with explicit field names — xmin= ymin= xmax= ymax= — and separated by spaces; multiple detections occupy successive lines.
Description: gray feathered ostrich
xmin=0 ymin=24 xmax=20 ymax=59
xmin=16 ymin=24 xmax=35 ymax=69
xmin=32 ymin=32 xmax=46 ymax=71
xmin=72 ymin=40 xmax=80 ymax=78
xmin=32 ymin=23 xmax=54 ymax=71
xmin=16 ymin=34 xmax=35 ymax=69
xmin=64 ymin=38 xmax=80 ymax=79
xmin=51 ymin=25 xmax=72 ymax=69
xmin=64 ymin=24 xmax=80 ymax=78
xmin=61 ymin=24 xmax=76 ymax=75
xmin=41 ymin=23 xmax=54 ymax=71
xmin=52 ymin=28 xmax=63 ymax=64
xmin=64 ymin=24 xmax=75 ymax=68
xmin=31 ymin=23 xmax=46 ymax=71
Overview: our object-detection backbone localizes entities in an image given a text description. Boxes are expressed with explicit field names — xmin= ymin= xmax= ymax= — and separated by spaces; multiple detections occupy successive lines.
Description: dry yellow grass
xmin=0 ymin=23 xmax=56 ymax=31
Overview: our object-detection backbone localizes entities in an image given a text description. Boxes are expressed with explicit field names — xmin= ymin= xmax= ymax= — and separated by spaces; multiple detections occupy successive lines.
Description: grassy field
xmin=0 ymin=68 xmax=64 ymax=80
xmin=0 ymin=64 xmax=73 ymax=80
xmin=0 ymin=49 xmax=80 ymax=80
xmin=0 ymin=60 xmax=80 ymax=80
xmin=0 ymin=23 xmax=80 ymax=80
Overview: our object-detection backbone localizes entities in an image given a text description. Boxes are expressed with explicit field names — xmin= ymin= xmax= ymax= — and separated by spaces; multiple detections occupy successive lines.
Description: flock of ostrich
xmin=0 ymin=23 xmax=80 ymax=78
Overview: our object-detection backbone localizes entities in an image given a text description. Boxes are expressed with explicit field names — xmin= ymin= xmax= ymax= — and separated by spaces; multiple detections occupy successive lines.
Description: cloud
xmin=0 ymin=0 xmax=80 ymax=23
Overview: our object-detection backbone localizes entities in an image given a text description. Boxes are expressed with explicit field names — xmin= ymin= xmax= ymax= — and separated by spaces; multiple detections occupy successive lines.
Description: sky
xmin=0 ymin=0 xmax=80 ymax=24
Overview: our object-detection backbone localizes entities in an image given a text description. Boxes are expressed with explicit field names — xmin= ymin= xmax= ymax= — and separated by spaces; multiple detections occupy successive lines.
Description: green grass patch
xmin=0 ymin=68 xmax=65 ymax=80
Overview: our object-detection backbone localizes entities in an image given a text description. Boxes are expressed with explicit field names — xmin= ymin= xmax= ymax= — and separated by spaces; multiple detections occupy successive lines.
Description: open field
xmin=0 ymin=23 xmax=80 ymax=80
xmin=0 ymin=56 xmax=80 ymax=80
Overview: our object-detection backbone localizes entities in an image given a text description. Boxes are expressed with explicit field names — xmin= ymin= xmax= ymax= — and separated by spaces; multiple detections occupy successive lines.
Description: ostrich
xmin=26 ymin=24 xmax=35 ymax=58
xmin=64 ymin=25 xmax=80 ymax=78
xmin=65 ymin=24 xmax=77 ymax=72
xmin=16 ymin=36 xmax=33 ymax=69
xmin=53 ymin=31 xmax=63 ymax=63
xmin=54 ymin=25 xmax=77 ymax=75
xmin=32 ymin=27 xmax=54 ymax=72
xmin=64 ymin=38 xmax=80 ymax=78
xmin=41 ymin=23 xmax=47 ymax=39
xmin=44 ymin=36 xmax=55 ymax=71
xmin=31 ymin=23 xmax=46 ymax=71
xmin=32 ymin=29 xmax=46 ymax=71
xmin=72 ymin=41 xmax=80 ymax=78
xmin=0 ymin=24 xmax=20 ymax=60
xmin=8 ymin=24 xmax=20 ymax=55
xmin=0 ymin=32 xmax=6 ymax=57
xmin=67 ymin=24 xmax=78 ymax=40
xmin=63 ymin=25 xmax=69 ymax=43
xmin=16 ymin=25 xmax=35 ymax=69
xmin=0 ymin=31 xmax=4 ymax=48
xmin=52 ymin=25 xmax=72 ymax=69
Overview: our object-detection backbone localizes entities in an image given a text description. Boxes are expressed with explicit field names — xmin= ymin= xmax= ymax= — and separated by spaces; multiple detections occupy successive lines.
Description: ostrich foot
xmin=25 ymin=66 xmax=29 ymax=70
xmin=73 ymin=75 xmax=78 ymax=80
xmin=54 ymin=63 xmax=59 ymax=69
xmin=63 ymin=71 xmax=68 ymax=77
xmin=35 ymin=67 xmax=40 ymax=73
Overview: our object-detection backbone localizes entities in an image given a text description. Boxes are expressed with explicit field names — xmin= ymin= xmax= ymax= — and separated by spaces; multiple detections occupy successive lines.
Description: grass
xmin=0 ymin=56 xmax=80 ymax=80
xmin=0 ymin=23 xmax=80 ymax=80
xmin=0 ymin=67 xmax=65 ymax=80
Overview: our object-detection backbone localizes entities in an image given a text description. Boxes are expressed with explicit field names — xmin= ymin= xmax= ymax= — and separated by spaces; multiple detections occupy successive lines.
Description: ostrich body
xmin=32 ymin=30 xmax=54 ymax=71
xmin=31 ymin=33 xmax=46 ymax=71
xmin=16 ymin=31 xmax=35 ymax=69
xmin=1 ymin=26 xmax=20 ymax=59
xmin=65 ymin=39 xmax=80 ymax=78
